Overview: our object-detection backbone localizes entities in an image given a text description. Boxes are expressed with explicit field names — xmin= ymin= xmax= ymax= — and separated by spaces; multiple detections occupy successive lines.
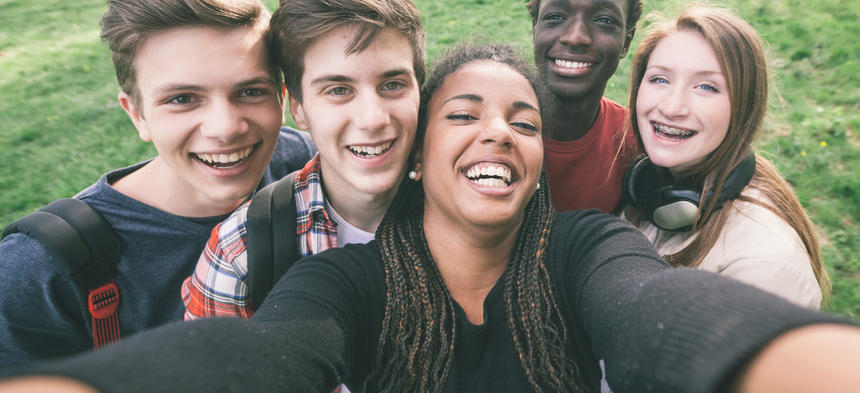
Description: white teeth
xmin=465 ymin=164 xmax=512 ymax=187
xmin=652 ymin=122 xmax=695 ymax=137
xmin=195 ymin=146 xmax=254 ymax=166
xmin=349 ymin=140 xmax=394 ymax=157
xmin=554 ymin=59 xmax=592 ymax=69
xmin=475 ymin=178 xmax=507 ymax=187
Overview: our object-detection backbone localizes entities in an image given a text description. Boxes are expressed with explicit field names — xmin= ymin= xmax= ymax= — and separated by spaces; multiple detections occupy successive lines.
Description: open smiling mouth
xmin=348 ymin=140 xmax=394 ymax=158
xmin=193 ymin=144 xmax=255 ymax=169
xmin=652 ymin=122 xmax=696 ymax=141
xmin=465 ymin=163 xmax=513 ymax=188
xmin=553 ymin=59 xmax=593 ymax=70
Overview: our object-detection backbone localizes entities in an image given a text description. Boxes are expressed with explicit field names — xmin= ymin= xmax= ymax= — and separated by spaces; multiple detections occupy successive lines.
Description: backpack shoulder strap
xmin=1 ymin=198 xmax=122 ymax=348
xmin=246 ymin=170 xmax=299 ymax=309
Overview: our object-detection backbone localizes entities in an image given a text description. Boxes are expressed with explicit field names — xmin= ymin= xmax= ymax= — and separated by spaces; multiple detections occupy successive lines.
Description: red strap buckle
xmin=88 ymin=282 xmax=120 ymax=318
xmin=88 ymin=281 xmax=121 ymax=348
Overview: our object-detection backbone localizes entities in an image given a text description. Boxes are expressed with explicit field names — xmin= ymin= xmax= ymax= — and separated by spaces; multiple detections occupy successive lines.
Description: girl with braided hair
xmin=2 ymin=43 xmax=859 ymax=393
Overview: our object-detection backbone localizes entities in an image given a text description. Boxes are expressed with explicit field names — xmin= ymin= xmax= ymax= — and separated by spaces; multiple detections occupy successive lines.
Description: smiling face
xmin=532 ymin=0 xmax=630 ymax=101
xmin=419 ymin=60 xmax=543 ymax=230
xmin=118 ymin=25 xmax=284 ymax=216
xmin=635 ymin=30 xmax=731 ymax=177
xmin=289 ymin=26 xmax=419 ymax=201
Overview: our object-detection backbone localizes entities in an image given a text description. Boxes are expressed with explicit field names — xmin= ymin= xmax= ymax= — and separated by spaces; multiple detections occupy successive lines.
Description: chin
xmin=207 ymin=185 xmax=255 ymax=205
xmin=355 ymin=177 xmax=402 ymax=196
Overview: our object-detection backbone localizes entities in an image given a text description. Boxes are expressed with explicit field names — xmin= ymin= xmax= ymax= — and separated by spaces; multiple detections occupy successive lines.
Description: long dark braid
xmin=369 ymin=178 xmax=456 ymax=392
xmin=502 ymin=173 xmax=579 ymax=392
xmin=368 ymin=43 xmax=580 ymax=392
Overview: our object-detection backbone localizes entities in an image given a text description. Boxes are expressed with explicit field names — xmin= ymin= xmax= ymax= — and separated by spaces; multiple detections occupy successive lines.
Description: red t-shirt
xmin=543 ymin=97 xmax=639 ymax=213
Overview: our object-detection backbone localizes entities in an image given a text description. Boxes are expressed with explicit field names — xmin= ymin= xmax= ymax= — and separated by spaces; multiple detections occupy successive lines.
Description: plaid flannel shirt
xmin=182 ymin=155 xmax=338 ymax=319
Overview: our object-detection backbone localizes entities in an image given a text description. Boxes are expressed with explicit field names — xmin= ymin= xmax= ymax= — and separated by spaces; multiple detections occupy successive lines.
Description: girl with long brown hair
xmin=622 ymin=5 xmax=829 ymax=309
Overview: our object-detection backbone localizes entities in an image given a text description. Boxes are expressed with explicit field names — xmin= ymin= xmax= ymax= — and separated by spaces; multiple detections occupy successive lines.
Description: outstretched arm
xmin=552 ymin=211 xmax=858 ymax=393
xmin=733 ymin=324 xmax=860 ymax=393
xmin=0 ymin=244 xmax=384 ymax=393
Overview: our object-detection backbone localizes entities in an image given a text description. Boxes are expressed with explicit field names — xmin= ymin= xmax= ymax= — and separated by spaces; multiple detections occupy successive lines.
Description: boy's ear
xmin=279 ymin=86 xmax=287 ymax=125
xmin=620 ymin=27 xmax=637 ymax=58
xmin=288 ymin=93 xmax=309 ymax=130
xmin=118 ymin=91 xmax=151 ymax=142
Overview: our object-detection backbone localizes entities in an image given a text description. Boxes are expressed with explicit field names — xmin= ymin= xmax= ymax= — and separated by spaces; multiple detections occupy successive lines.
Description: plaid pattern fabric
xmin=182 ymin=155 xmax=338 ymax=319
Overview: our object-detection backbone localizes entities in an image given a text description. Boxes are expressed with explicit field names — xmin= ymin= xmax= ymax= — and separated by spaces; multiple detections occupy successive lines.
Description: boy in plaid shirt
xmin=182 ymin=0 xmax=425 ymax=320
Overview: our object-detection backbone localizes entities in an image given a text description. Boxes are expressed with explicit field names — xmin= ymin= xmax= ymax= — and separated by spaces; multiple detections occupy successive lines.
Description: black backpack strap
xmin=246 ymin=171 xmax=299 ymax=309
xmin=1 ymin=198 xmax=122 ymax=348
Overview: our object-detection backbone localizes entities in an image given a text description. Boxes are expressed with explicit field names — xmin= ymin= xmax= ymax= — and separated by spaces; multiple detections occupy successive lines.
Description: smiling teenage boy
xmin=182 ymin=0 xmax=424 ymax=320
xmin=527 ymin=0 xmax=643 ymax=212
xmin=0 ymin=0 xmax=315 ymax=366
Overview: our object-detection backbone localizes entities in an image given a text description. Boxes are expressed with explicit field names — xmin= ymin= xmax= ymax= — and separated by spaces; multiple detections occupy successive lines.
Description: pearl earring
xmin=536 ymin=182 xmax=540 ymax=190
xmin=408 ymin=170 xmax=418 ymax=180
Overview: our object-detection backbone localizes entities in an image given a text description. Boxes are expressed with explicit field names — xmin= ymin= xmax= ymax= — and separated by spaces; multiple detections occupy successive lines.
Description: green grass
xmin=0 ymin=0 xmax=857 ymax=318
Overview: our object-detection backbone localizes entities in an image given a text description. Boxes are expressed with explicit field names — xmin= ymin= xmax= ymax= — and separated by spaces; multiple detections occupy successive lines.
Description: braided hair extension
xmin=369 ymin=178 xmax=456 ymax=392
xmin=368 ymin=43 xmax=580 ymax=392
xmin=502 ymin=173 xmax=580 ymax=392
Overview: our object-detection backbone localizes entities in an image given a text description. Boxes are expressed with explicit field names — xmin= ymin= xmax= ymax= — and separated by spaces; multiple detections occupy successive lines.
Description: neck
xmin=542 ymin=94 xmax=602 ymax=141
xmin=423 ymin=207 xmax=522 ymax=324
xmin=322 ymin=173 xmax=398 ymax=234
xmin=111 ymin=158 xmax=244 ymax=217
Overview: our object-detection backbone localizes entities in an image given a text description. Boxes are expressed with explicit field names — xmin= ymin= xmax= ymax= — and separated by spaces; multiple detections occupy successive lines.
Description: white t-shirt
xmin=325 ymin=199 xmax=375 ymax=247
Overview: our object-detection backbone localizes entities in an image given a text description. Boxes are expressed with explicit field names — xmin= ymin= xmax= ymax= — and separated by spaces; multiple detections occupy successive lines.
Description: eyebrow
xmin=309 ymin=67 xmax=414 ymax=86
xmin=442 ymin=94 xmax=539 ymax=113
xmin=595 ymin=0 xmax=623 ymax=15
xmin=153 ymin=76 xmax=275 ymax=96
xmin=543 ymin=0 xmax=623 ymax=17
xmin=647 ymin=65 xmax=724 ymax=78
xmin=442 ymin=93 xmax=482 ymax=105
xmin=153 ymin=83 xmax=205 ymax=96
xmin=234 ymin=76 xmax=276 ymax=89
xmin=513 ymin=101 xmax=540 ymax=113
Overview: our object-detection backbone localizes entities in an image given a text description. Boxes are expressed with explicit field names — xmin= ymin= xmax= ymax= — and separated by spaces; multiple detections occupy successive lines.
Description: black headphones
xmin=622 ymin=153 xmax=756 ymax=232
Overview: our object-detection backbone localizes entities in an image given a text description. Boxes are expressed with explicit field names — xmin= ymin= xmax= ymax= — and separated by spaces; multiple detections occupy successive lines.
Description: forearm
xmin=0 ymin=376 xmax=98 ymax=393
xmin=2 ymin=317 xmax=344 ymax=393
xmin=734 ymin=324 xmax=860 ymax=393
xmin=594 ymin=268 xmax=846 ymax=393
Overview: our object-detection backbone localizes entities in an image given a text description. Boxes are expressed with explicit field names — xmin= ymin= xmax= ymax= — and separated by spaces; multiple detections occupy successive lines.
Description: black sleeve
xmin=3 ymin=243 xmax=385 ymax=393
xmin=549 ymin=210 xmax=848 ymax=393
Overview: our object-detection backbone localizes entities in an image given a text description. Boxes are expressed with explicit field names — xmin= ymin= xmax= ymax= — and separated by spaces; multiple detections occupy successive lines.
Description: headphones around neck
xmin=622 ymin=153 xmax=756 ymax=232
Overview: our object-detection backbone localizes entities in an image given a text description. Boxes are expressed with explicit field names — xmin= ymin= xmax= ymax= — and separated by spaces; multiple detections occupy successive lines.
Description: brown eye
xmin=168 ymin=94 xmax=194 ymax=104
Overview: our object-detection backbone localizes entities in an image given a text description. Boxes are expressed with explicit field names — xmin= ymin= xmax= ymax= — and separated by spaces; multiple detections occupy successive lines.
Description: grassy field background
xmin=0 ymin=0 xmax=857 ymax=317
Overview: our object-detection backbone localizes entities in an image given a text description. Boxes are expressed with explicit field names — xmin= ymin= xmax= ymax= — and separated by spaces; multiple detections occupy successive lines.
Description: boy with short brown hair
xmin=0 ymin=0 xmax=315 ymax=366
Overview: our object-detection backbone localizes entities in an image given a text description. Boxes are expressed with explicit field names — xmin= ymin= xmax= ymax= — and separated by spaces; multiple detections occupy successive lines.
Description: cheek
xmin=524 ymin=138 xmax=545 ymax=175
xmin=701 ymin=98 xmax=731 ymax=144
xmin=635 ymin=84 xmax=659 ymax=109
xmin=393 ymin=101 xmax=420 ymax=132
xmin=259 ymin=105 xmax=286 ymax=129
xmin=533 ymin=30 xmax=555 ymax=54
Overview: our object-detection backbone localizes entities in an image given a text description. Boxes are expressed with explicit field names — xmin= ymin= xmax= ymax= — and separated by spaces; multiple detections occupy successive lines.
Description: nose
xmin=657 ymin=86 xmax=690 ymax=118
xmin=199 ymin=99 xmax=249 ymax=143
xmin=480 ymin=116 xmax=515 ymax=147
xmin=351 ymin=92 xmax=390 ymax=133
xmin=559 ymin=16 xmax=593 ymax=48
